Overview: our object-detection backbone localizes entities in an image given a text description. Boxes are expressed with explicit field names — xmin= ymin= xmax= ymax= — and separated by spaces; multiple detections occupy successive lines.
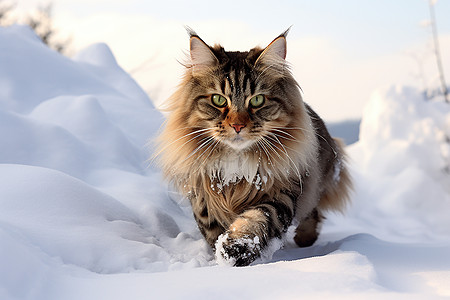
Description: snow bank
xmin=1 ymin=25 xmax=449 ymax=299
xmin=0 ymin=25 xmax=213 ymax=295
xmin=327 ymin=85 xmax=450 ymax=243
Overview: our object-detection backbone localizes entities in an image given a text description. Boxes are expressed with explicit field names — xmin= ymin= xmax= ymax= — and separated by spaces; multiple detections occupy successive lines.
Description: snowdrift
xmin=1 ymin=25 xmax=449 ymax=299
xmin=342 ymin=86 xmax=450 ymax=242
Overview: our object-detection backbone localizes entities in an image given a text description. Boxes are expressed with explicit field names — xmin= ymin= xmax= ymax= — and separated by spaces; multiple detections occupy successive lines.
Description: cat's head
xmin=158 ymin=29 xmax=314 ymax=177
xmin=165 ymin=28 xmax=306 ymax=154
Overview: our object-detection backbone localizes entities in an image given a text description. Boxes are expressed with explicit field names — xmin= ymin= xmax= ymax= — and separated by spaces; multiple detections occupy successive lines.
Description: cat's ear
xmin=187 ymin=29 xmax=218 ymax=71
xmin=255 ymin=28 xmax=289 ymax=65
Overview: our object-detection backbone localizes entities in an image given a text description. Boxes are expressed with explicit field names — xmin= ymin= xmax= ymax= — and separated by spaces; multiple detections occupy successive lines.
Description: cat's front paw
xmin=215 ymin=232 xmax=262 ymax=267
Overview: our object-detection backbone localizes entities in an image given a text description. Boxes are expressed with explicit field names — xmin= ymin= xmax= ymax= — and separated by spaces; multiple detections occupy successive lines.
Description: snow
xmin=1 ymin=24 xmax=450 ymax=299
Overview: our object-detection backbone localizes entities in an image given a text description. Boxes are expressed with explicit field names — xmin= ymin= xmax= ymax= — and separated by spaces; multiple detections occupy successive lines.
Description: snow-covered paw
xmin=215 ymin=233 xmax=262 ymax=267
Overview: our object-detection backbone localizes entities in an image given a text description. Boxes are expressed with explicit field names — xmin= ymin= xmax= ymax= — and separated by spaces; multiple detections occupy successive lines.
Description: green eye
xmin=211 ymin=94 xmax=227 ymax=107
xmin=249 ymin=94 xmax=265 ymax=108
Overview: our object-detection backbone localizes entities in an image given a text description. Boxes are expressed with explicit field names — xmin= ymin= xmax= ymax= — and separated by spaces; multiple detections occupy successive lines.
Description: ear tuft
xmin=185 ymin=26 xmax=198 ymax=39
xmin=189 ymin=35 xmax=218 ymax=70
xmin=257 ymin=36 xmax=287 ymax=63
xmin=255 ymin=28 xmax=290 ymax=65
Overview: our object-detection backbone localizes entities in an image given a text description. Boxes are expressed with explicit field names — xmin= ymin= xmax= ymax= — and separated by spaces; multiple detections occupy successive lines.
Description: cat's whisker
xmin=149 ymin=132 xmax=212 ymax=167
xmin=170 ymin=126 xmax=212 ymax=132
xmin=153 ymin=128 xmax=212 ymax=159
xmin=270 ymin=133 xmax=304 ymax=154
xmin=271 ymin=126 xmax=314 ymax=134
xmin=260 ymin=136 xmax=289 ymax=166
xmin=195 ymin=137 xmax=222 ymax=173
xmin=272 ymin=126 xmax=326 ymax=141
xmin=269 ymin=128 xmax=312 ymax=146
xmin=182 ymin=135 xmax=216 ymax=163
xmin=270 ymin=131 xmax=299 ymax=143
xmin=264 ymin=136 xmax=299 ymax=177
xmin=271 ymin=126 xmax=338 ymax=156
xmin=264 ymin=138 xmax=302 ymax=182
xmin=195 ymin=135 xmax=219 ymax=161
xmin=269 ymin=128 xmax=299 ymax=140
xmin=256 ymin=139 xmax=274 ymax=166
xmin=266 ymin=134 xmax=302 ymax=180
xmin=271 ymin=126 xmax=307 ymax=130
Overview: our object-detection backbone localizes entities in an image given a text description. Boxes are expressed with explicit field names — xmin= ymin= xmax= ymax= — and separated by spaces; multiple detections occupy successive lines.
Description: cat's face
xmin=184 ymin=32 xmax=303 ymax=153
xmin=158 ymin=30 xmax=316 ymax=186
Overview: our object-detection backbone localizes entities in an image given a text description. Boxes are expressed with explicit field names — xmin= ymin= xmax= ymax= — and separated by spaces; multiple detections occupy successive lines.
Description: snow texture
xmin=1 ymin=25 xmax=450 ymax=299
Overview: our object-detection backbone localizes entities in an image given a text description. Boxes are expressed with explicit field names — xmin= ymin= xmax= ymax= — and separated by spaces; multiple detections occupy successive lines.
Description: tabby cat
xmin=156 ymin=28 xmax=352 ymax=266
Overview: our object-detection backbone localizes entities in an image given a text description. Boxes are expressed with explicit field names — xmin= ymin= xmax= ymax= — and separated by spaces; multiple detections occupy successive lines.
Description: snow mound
xmin=360 ymin=86 xmax=450 ymax=179
xmin=329 ymin=85 xmax=450 ymax=243
xmin=1 ymin=25 xmax=449 ymax=299
xmin=0 ymin=25 xmax=212 ymax=281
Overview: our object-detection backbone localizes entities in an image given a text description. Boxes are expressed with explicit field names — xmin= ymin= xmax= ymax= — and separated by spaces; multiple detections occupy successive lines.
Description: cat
xmin=156 ymin=28 xmax=352 ymax=266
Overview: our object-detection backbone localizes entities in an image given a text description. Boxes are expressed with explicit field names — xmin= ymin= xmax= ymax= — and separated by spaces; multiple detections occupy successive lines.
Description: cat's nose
xmin=231 ymin=124 xmax=246 ymax=133
xmin=231 ymin=124 xmax=245 ymax=133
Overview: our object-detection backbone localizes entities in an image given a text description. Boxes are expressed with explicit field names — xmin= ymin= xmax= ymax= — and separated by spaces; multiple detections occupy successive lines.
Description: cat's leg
xmin=293 ymin=208 xmax=323 ymax=247
xmin=293 ymin=139 xmax=351 ymax=248
xmin=194 ymin=215 xmax=225 ymax=247
xmin=191 ymin=197 xmax=226 ymax=247
xmin=216 ymin=193 xmax=295 ymax=266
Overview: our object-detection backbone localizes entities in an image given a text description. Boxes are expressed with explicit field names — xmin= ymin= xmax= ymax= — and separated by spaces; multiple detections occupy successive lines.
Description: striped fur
xmin=155 ymin=29 xmax=352 ymax=266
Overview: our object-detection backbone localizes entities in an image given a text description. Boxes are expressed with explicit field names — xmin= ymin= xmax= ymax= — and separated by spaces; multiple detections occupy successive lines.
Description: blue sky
xmin=16 ymin=0 xmax=450 ymax=121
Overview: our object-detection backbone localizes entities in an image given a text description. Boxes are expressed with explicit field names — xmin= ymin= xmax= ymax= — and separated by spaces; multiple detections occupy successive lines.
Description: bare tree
xmin=1 ymin=1 xmax=71 ymax=55
xmin=428 ymin=0 xmax=449 ymax=103
xmin=0 ymin=0 xmax=14 ymax=26
xmin=26 ymin=3 xmax=71 ymax=54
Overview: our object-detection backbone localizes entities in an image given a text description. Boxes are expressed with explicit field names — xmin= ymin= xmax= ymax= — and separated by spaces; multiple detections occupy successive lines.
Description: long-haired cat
xmin=156 ymin=28 xmax=352 ymax=266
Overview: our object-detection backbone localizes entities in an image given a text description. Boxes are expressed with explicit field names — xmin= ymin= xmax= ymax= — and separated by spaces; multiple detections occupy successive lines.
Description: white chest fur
xmin=207 ymin=151 xmax=260 ymax=188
